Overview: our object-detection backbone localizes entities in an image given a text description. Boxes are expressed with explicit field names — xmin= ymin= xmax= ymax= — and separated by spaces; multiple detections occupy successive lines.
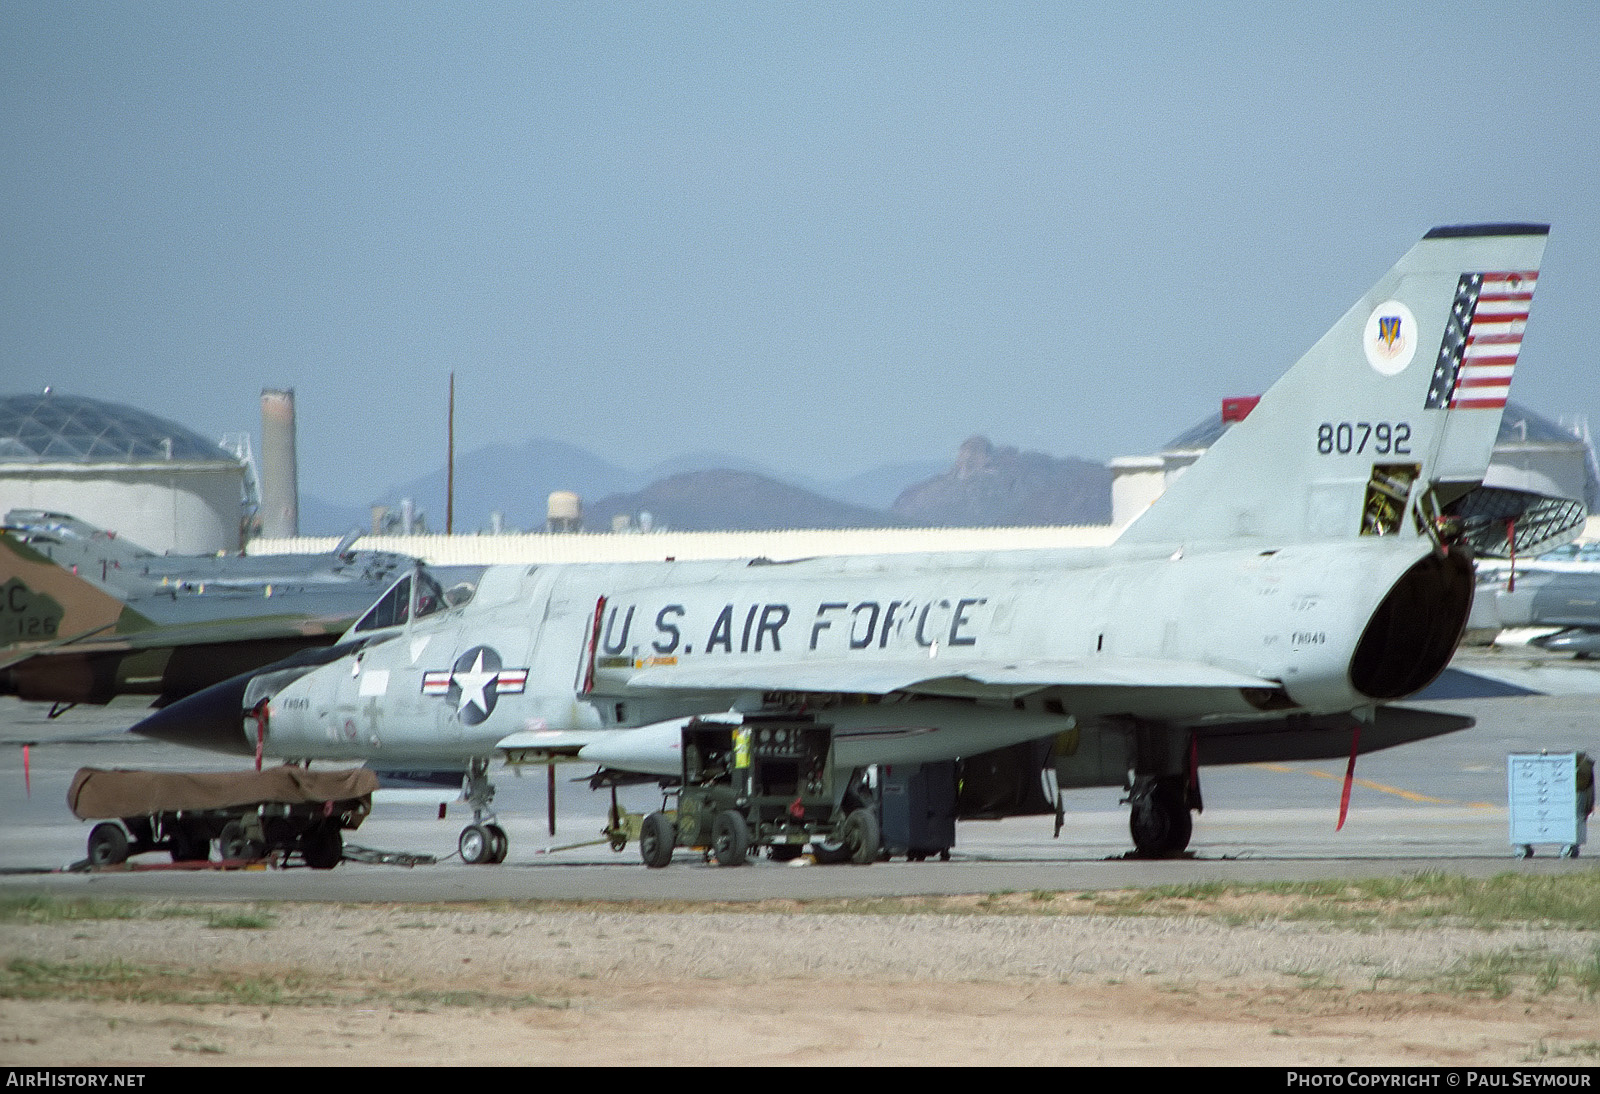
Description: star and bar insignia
xmin=422 ymin=645 xmax=528 ymax=725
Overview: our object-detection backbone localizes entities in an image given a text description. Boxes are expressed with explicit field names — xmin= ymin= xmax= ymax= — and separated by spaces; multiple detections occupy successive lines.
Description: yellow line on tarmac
xmin=1252 ymin=763 xmax=1496 ymax=808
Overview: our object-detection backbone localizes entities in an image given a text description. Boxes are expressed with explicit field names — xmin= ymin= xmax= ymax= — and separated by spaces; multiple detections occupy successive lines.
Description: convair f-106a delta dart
xmin=134 ymin=224 xmax=1565 ymax=864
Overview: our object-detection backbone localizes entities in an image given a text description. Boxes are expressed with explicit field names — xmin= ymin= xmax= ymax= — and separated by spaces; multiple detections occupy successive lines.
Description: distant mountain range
xmin=586 ymin=470 xmax=913 ymax=533
xmin=893 ymin=437 xmax=1111 ymax=527
xmin=295 ymin=434 xmax=1109 ymax=536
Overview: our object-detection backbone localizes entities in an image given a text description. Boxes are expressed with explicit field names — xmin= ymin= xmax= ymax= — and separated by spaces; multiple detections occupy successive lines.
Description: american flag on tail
xmin=1424 ymin=270 xmax=1537 ymax=410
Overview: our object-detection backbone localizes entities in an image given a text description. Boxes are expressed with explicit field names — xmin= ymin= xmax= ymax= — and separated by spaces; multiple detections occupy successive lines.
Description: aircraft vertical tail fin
xmin=1 ymin=532 xmax=146 ymax=652
xmin=1117 ymin=224 xmax=1549 ymax=546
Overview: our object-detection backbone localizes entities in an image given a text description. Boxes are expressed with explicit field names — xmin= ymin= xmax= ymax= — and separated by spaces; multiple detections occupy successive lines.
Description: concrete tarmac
xmin=1 ymin=646 xmax=1596 ymax=903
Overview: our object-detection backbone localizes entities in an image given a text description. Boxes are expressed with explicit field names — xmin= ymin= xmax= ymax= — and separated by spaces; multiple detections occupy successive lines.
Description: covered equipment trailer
xmin=68 ymin=766 xmax=379 ymax=869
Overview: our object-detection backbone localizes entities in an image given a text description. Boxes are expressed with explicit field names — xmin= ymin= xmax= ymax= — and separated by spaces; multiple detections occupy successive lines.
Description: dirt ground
xmin=3 ymin=901 xmax=1597 ymax=1066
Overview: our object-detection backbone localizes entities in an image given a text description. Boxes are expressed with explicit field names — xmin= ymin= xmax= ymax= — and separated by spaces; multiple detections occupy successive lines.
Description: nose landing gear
xmin=457 ymin=759 xmax=508 ymax=864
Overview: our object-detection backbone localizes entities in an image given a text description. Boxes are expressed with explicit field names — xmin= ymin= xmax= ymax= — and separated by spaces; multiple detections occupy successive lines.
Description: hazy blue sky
xmin=4 ymin=2 xmax=1597 ymax=506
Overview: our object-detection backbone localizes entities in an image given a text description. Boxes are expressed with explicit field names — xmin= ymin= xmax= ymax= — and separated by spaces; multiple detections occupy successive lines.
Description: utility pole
xmin=446 ymin=371 xmax=455 ymax=535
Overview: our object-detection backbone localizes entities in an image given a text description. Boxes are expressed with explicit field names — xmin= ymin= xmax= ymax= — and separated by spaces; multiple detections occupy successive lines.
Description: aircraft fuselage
xmin=254 ymin=534 xmax=1461 ymax=767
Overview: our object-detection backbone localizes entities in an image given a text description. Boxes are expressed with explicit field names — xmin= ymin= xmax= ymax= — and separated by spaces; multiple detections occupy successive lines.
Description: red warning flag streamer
xmin=22 ymin=744 xmax=30 ymax=798
xmin=579 ymin=596 xmax=606 ymax=696
xmin=1337 ymin=721 xmax=1361 ymax=831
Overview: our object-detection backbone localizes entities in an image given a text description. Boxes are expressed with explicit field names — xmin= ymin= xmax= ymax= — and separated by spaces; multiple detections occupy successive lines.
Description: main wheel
xmin=639 ymin=811 xmax=676 ymax=868
xmin=1129 ymin=779 xmax=1193 ymax=856
xmin=841 ymin=808 xmax=880 ymax=865
xmin=302 ymin=821 xmax=343 ymax=870
xmin=711 ymin=810 xmax=750 ymax=867
xmin=87 ymin=822 xmax=129 ymax=866
xmin=459 ymin=824 xmax=493 ymax=864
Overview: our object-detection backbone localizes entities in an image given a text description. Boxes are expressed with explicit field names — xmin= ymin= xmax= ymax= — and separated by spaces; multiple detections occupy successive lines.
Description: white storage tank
xmin=547 ymin=490 xmax=582 ymax=533
xmin=0 ymin=391 xmax=246 ymax=554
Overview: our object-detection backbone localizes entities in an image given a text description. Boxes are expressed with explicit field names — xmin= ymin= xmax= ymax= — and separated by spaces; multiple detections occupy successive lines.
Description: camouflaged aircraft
xmin=0 ymin=510 xmax=449 ymax=710
xmin=133 ymin=224 xmax=1561 ymax=862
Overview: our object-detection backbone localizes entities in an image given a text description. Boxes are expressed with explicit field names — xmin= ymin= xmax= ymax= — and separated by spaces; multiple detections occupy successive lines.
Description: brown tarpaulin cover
xmin=68 ymin=766 xmax=380 ymax=820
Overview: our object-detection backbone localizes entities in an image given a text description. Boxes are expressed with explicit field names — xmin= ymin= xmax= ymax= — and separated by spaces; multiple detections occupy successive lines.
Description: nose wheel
xmin=460 ymin=822 xmax=508 ymax=864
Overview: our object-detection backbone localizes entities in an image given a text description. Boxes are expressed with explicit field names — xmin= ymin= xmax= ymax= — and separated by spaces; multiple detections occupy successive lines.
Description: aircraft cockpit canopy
xmin=353 ymin=567 xmax=461 ymax=633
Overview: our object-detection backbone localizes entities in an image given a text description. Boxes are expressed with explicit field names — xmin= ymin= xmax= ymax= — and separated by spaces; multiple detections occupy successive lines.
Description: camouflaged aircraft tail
xmin=0 ymin=530 xmax=149 ymax=652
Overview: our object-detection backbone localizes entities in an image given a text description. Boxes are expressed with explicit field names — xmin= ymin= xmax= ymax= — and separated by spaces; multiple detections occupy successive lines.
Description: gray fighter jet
xmin=0 ymin=510 xmax=466 ymax=708
xmin=135 ymin=223 xmax=1552 ymax=860
xmin=1474 ymin=553 xmax=1600 ymax=656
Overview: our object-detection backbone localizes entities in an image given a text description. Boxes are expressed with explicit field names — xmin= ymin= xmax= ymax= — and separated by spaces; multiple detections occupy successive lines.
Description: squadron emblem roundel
xmin=1363 ymin=299 xmax=1418 ymax=376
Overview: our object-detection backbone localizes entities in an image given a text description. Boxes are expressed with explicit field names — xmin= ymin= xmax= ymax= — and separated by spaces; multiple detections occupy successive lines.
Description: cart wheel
xmin=486 ymin=824 xmax=509 ymax=864
xmin=302 ymin=821 xmax=343 ymax=870
xmin=608 ymin=830 xmax=628 ymax=853
xmin=459 ymin=824 xmax=492 ymax=864
xmin=219 ymin=821 xmax=263 ymax=862
xmin=87 ymin=822 xmax=129 ymax=867
xmin=639 ymin=811 xmax=676 ymax=868
xmin=842 ymin=808 xmax=880 ymax=865
xmin=712 ymin=810 xmax=751 ymax=867
xmin=811 ymin=835 xmax=852 ymax=865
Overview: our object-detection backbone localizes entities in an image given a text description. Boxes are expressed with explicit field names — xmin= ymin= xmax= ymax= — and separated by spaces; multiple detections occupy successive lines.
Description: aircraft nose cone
xmin=130 ymin=675 xmax=255 ymax=756
xmin=1533 ymin=629 xmax=1600 ymax=656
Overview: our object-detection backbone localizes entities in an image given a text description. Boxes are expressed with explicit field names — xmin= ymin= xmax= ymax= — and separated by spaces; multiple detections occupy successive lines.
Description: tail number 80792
xmin=1316 ymin=421 xmax=1410 ymax=456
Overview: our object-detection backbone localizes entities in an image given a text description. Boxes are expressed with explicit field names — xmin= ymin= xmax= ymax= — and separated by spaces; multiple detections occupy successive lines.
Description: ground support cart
xmin=637 ymin=717 xmax=880 ymax=868
xmin=68 ymin=766 xmax=379 ymax=870
xmin=1508 ymin=751 xmax=1593 ymax=859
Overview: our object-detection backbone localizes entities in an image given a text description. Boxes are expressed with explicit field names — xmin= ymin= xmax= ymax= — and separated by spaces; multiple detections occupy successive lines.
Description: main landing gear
xmin=1125 ymin=774 xmax=1197 ymax=857
xmin=457 ymin=759 xmax=508 ymax=864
